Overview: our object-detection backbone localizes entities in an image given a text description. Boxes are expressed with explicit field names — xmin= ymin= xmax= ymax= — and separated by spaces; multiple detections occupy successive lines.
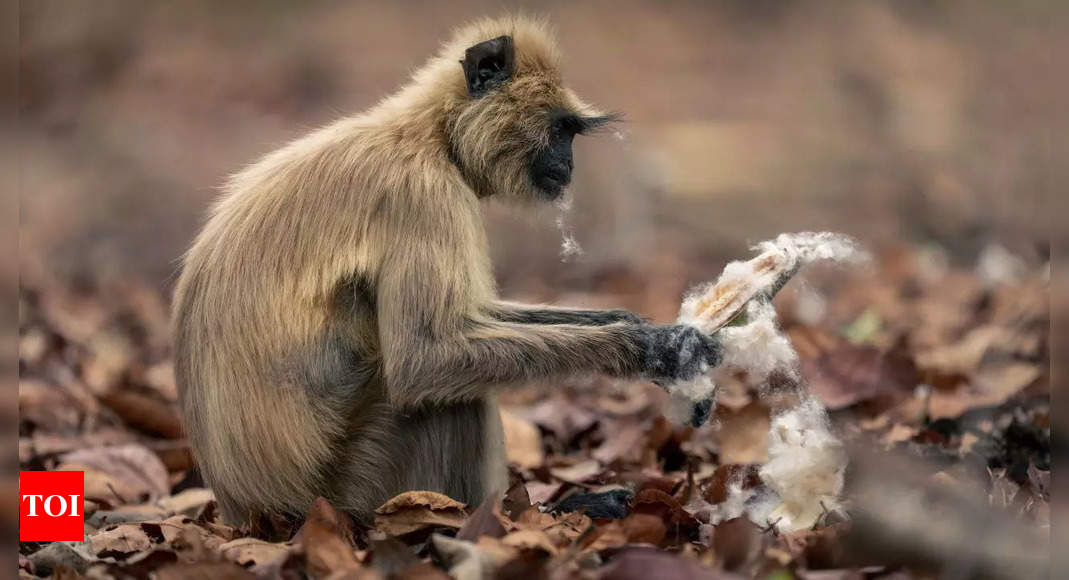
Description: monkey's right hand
xmin=637 ymin=324 xmax=722 ymax=386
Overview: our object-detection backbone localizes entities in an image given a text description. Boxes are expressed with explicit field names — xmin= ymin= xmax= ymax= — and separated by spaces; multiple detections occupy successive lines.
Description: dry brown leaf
xmin=97 ymin=389 xmax=183 ymax=439
xmin=16 ymin=232 xmax=1052 ymax=579
xmin=291 ymin=497 xmax=365 ymax=578
xmin=583 ymin=521 xmax=629 ymax=553
xmin=89 ymin=523 xmax=154 ymax=557
xmin=522 ymin=394 xmax=598 ymax=442
xmin=915 ymin=326 xmax=1003 ymax=377
xmin=499 ymin=529 xmax=559 ymax=554
xmin=88 ymin=504 xmax=169 ymax=528
xmin=549 ymin=459 xmax=603 ymax=484
xmin=144 ymin=361 xmax=179 ymax=401
xmin=365 ymin=537 xmax=420 ymax=576
xmin=501 ymin=407 xmax=544 ymax=469
xmin=431 ymin=534 xmax=496 ymax=580
xmin=455 ymin=495 xmax=507 ymax=542
xmin=156 ymin=488 xmax=215 ymax=518
xmin=524 ymin=481 xmax=562 ymax=505
xmin=28 ymin=427 xmax=139 ymax=458
xmin=19 ymin=379 xmax=82 ymax=433
xmin=632 ymin=489 xmax=694 ymax=527
xmin=596 ymin=547 xmax=729 ymax=579
xmin=703 ymin=464 xmax=760 ymax=505
xmin=155 ymin=561 xmax=256 ymax=580
xmin=593 ymin=420 xmax=648 ymax=465
xmin=779 ymin=523 xmax=848 ymax=570
xmin=89 ymin=514 xmax=225 ymax=560
xmin=19 ymin=327 xmax=51 ymax=366
xmin=881 ymin=423 xmax=919 ymax=447
xmin=96 ymin=549 xmax=180 ymax=578
xmin=502 ymin=482 xmax=532 ymax=519
xmin=928 ymin=363 xmax=1041 ymax=418
xmin=27 ymin=542 xmax=90 ymax=577
xmin=711 ymin=517 xmax=760 ymax=572
xmin=791 ymin=327 xmax=920 ymax=409
xmin=219 ymin=538 xmax=289 ymax=568
xmin=300 ymin=519 xmax=363 ymax=579
xmin=712 ymin=402 xmax=769 ymax=465
xmin=621 ymin=513 xmax=668 ymax=546
xmin=82 ymin=332 xmax=135 ymax=394
xmin=393 ymin=562 xmax=451 ymax=579
xmin=597 ymin=388 xmax=653 ymax=417
xmin=472 ymin=535 xmax=521 ymax=564
xmin=617 ymin=471 xmax=683 ymax=497
xmin=59 ymin=443 xmax=170 ymax=503
xmin=298 ymin=497 xmax=356 ymax=545
xmin=511 ymin=507 xmax=591 ymax=547
xmin=374 ymin=491 xmax=467 ymax=536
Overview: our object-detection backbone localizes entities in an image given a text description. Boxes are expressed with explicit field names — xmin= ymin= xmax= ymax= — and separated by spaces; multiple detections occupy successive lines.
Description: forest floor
xmin=17 ymin=242 xmax=1050 ymax=579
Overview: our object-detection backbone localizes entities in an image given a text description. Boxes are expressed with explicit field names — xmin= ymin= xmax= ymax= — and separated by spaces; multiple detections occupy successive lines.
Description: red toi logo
xmin=20 ymin=471 xmax=85 ymax=541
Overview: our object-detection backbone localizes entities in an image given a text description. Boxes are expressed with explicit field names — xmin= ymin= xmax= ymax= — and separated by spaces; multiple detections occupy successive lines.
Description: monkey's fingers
xmin=689 ymin=398 xmax=714 ymax=427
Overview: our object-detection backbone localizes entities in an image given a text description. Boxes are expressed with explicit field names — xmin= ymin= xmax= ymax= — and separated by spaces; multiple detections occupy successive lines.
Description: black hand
xmin=638 ymin=324 xmax=722 ymax=384
xmin=690 ymin=398 xmax=714 ymax=427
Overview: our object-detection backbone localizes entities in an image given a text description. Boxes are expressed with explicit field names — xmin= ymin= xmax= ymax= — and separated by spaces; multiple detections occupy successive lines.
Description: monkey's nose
xmin=550 ymin=159 xmax=572 ymax=178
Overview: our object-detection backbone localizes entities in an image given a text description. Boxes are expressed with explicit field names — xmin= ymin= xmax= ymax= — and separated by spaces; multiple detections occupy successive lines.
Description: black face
xmin=530 ymin=110 xmax=583 ymax=199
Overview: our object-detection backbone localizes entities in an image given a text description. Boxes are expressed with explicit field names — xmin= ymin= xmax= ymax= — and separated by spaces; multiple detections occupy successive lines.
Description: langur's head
xmin=437 ymin=16 xmax=617 ymax=202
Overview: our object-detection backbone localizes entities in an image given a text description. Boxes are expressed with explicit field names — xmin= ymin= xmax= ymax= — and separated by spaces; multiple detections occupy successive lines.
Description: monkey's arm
xmin=373 ymin=201 xmax=717 ymax=410
xmin=485 ymin=301 xmax=643 ymax=326
xmin=379 ymin=293 xmax=719 ymax=411
xmin=380 ymin=304 xmax=648 ymax=409
xmin=375 ymin=256 xmax=668 ymax=408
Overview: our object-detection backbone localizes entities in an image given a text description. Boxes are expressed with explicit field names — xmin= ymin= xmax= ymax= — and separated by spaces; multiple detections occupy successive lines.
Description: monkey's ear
xmin=460 ymin=35 xmax=515 ymax=97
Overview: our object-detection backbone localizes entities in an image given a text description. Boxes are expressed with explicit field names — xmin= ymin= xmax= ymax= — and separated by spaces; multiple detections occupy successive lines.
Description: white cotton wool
xmin=663 ymin=373 xmax=716 ymax=425
xmin=676 ymin=232 xmax=867 ymax=338
xmin=665 ymin=232 xmax=862 ymax=531
xmin=716 ymin=299 xmax=799 ymax=384
xmin=673 ymin=231 xmax=867 ymax=393
xmin=754 ymin=231 xmax=869 ymax=268
xmin=707 ymin=480 xmax=754 ymax=525
xmin=749 ymin=397 xmax=847 ymax=531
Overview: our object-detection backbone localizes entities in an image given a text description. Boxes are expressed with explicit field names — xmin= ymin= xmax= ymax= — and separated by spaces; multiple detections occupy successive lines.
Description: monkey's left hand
xmin=638 ymin=324 xmax=722 ymax=428
xmin=638 ymin=324 xmax=722 ymax=385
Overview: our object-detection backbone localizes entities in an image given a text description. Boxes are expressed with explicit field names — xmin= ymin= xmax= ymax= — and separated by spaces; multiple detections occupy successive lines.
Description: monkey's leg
xmin=334 ymin=394 xmax=506 ymax=523
xmin=486 ymin=301 xmax=643 ymax=326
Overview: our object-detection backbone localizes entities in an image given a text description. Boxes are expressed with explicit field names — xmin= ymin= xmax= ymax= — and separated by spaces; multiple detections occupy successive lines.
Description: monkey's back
xmin=173 ymin=118 xmax=507 ymax=525
xmin=172 ymin=121 xmax=385 ymax=523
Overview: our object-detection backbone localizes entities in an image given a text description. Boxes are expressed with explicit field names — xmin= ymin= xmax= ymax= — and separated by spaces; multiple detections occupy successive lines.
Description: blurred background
xmin=15 ymin=1 xmax=1058 ymax=578
xmin=18 ymin=0 xmax=1059 ymax=305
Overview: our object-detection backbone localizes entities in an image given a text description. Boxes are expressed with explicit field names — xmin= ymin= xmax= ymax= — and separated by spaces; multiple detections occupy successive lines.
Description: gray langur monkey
xmin=173 ymin=15 xmax=721 ymax=529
